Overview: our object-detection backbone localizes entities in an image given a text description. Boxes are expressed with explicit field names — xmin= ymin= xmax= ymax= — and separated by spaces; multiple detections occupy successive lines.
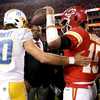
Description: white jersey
xmin=0 ymin=28 xmax=33 ymax=81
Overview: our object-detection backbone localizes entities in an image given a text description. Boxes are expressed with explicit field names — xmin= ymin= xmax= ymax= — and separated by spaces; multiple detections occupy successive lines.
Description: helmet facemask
xmin=61 ymin=20 xmax=71 ymax=34
xmin=61 ymin=7 xmax=76 ymax=34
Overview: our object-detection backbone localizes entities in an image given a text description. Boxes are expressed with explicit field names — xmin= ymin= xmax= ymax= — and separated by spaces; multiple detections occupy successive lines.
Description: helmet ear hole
xmin=23 ymin=20 xmax=26 ymax=24
xmin=15 ymin=19 xmax=19 ymax=22
xmin=14 ymin=23 xmax=17 ymax=26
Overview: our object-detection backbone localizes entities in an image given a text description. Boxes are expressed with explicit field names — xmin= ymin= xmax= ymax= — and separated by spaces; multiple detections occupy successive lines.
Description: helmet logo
xmin=16 ymin=11 xmax=22 ymax=17
xmin=64 ymin=7 xmax=76 ymax=20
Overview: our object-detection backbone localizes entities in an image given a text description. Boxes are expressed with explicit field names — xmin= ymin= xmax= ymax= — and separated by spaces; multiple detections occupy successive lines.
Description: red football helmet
xmin=61 ymin=5 xmax=87 ymax=30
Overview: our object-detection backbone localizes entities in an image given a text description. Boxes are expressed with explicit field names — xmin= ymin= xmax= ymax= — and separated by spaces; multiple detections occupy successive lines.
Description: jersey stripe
xmin=64 ymin=31 xmax=83 ymax=47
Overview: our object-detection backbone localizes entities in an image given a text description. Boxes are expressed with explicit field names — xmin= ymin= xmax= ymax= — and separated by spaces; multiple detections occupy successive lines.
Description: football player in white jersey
xmin=0 ymin=9 xmax=91 ymax=100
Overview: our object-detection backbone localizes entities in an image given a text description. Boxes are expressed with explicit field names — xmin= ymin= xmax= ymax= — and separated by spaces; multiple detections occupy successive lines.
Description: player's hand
xmin=74 ymin=53 xmax=92 ymax=66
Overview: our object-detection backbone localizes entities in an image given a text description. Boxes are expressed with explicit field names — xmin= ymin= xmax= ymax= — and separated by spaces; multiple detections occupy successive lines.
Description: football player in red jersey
xmin=46 ymin=5 xmax=100 ymax=100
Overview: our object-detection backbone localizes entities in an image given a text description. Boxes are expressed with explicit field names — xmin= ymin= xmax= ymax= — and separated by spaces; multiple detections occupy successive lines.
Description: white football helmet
xmin=4 ymin=9 xmax=28 ymax=28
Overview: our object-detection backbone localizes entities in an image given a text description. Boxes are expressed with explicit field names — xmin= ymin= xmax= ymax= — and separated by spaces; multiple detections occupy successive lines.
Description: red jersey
xmin=63 ymin=27 xmax=100 ymax=88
